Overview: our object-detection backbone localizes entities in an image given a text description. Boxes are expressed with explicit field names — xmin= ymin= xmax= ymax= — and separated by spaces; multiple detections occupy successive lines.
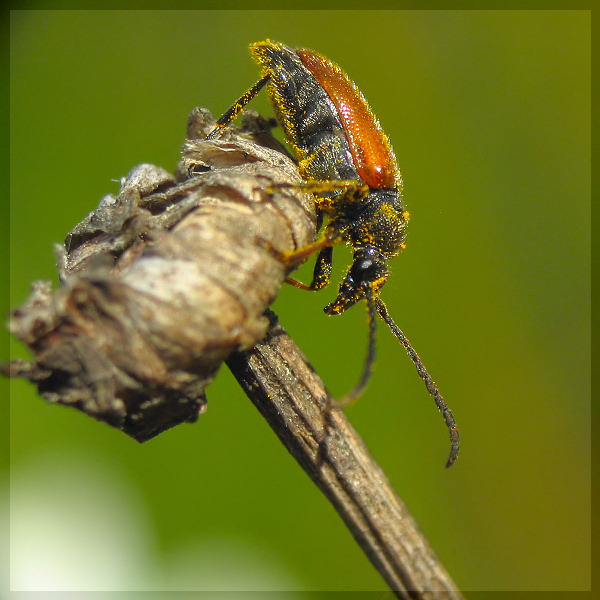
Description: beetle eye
xmin=350 ymin=257 xmax=378 ymax=281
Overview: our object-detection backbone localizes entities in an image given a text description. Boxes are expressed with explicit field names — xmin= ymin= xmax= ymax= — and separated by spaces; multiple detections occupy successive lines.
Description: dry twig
xmin=228 ymin=313 xmax=463 ymax=598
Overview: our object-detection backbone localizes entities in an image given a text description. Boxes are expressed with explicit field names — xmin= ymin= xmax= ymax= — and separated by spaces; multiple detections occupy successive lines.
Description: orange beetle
xmin=208 ymin=41 xmax=459 ymax=467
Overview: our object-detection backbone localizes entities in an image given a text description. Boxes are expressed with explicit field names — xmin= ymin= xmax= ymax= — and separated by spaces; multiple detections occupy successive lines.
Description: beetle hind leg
xmin=207 ymin=75 xmax=270 ymax=140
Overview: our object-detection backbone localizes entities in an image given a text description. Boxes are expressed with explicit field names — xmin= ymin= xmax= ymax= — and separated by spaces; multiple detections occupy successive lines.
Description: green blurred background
xmin=7 ymin=10 xmax=590 ymax=595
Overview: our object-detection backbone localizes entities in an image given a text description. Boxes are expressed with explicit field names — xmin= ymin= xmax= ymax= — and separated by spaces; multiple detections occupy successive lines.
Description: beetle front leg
xmin=286 ymin=246 xmax=333 ymax=291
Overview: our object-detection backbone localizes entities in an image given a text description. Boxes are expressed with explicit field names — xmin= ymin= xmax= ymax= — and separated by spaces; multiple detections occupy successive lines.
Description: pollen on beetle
xmin=402 ymin=211 xmax=410 ymax=220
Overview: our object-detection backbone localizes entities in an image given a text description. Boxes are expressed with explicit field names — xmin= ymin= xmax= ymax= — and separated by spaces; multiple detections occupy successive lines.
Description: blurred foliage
xmin=8 ymin=10 xmax=589 ymax=593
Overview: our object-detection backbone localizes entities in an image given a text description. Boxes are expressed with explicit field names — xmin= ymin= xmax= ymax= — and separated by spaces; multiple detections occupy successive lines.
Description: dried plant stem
xmin=227 ymin=312 xmax=463 ymax=599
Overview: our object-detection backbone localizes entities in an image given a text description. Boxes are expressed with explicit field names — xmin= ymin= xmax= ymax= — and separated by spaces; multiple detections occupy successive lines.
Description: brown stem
xmin=227 ymin=311 xmax=464 ymax=599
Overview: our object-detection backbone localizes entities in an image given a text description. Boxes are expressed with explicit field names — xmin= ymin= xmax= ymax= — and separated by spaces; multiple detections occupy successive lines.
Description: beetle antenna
xmin=375 ymin=298 xmax=460 ymax=468
xmin=337 ymin=285 xmax=378 ymax=407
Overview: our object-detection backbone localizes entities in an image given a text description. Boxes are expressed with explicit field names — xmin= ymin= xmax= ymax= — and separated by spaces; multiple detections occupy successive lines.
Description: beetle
xmin=208 ymin=40 xmax=459 ymax=467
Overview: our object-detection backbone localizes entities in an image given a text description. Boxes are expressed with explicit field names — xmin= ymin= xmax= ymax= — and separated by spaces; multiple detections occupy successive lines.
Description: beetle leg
xmin=310 ymin=245 xmax=334 ymax=289
xmin=283 ymin=217 xmax=349 ymax=267
xmin=269 ymin=180 xmax=368 ymax=206
xmin=207 ymin=75 xmax=270 ymax=139
xmin=286 ymin=246 xmax=333 ymax=290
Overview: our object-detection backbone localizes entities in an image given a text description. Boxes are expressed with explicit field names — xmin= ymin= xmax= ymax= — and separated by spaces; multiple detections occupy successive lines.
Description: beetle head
xmin=324 ymin=246 xmax=389 ymax=315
